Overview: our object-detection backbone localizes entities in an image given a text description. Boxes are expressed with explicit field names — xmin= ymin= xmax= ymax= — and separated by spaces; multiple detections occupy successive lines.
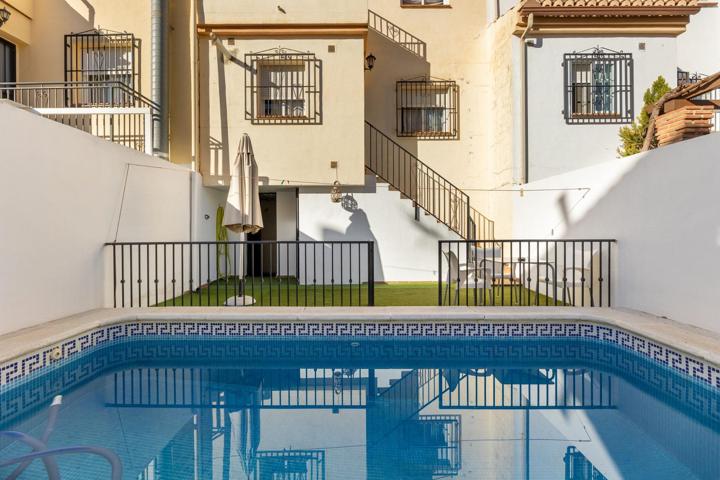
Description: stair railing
xmin=368 ymin=10 xmax=427 ymax=59
xmin=365 ymin=121 xmax=494 ymax=241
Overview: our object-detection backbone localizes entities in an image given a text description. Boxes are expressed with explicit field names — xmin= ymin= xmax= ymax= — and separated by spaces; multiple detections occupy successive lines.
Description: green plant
xmin=216 ymin=205 xmax=230 ymax=277
xmin=618 ymin=76 xmax=672 ymax=156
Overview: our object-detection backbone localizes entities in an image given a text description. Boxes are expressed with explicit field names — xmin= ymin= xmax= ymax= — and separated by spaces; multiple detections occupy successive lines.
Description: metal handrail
xmin=368 ymin=10 xmax=426 ymax=58
xmin=365 ymin=121 xmax=494 ymax=241
xmin=0 ymin=80 xmax=159 ymax=111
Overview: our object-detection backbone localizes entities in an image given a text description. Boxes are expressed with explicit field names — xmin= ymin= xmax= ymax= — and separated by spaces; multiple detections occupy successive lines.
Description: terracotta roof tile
xmin=535 ymin=0 xmax=698 ymax=7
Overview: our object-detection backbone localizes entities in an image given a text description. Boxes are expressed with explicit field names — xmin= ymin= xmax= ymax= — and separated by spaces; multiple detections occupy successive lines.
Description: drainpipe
xmin=151 ymin=0 xmax=169 ymax=159
xmin=520 ymin=14 xmax=534 ymax=184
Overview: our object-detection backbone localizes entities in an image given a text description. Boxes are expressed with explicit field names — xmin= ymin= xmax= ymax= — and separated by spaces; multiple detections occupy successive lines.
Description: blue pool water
xmin=0 ymin=337 xmax=718 ymax=480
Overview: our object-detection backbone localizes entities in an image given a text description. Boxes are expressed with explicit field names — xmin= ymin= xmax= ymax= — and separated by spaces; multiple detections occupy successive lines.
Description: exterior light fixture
xmin=0 ymin=7 xmax=11 ymax=27
xmin=365 ymin=53 xmax=376 ymax=71
xmin=330 ymin=181 xmax=342 ymax=203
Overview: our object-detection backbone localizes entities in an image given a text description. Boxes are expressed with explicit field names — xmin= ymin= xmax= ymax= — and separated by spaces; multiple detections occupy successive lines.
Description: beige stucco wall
xmin=198 ymin=0 xmax=368 ymax=25
xmin=365 ymin=0 xmax=506 ymax=232
xmin=0 ymin=0 xmax=33 ymax=45
xmin=198 ymin=35 xmax=366 ymax=188
xmin=13 ymin=0 xmax=152 ymax=99
xmin=479 ymin=8 xmax=521 ymax=237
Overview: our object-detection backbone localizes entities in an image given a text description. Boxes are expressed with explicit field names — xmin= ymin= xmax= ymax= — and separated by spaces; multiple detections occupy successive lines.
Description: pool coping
xmin=1 ymin=306 xmax=719 ymax=370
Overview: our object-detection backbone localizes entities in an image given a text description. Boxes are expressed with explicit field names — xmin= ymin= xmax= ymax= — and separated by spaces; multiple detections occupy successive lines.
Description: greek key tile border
xmin=1 ymin=320 xmax=719 ymax=391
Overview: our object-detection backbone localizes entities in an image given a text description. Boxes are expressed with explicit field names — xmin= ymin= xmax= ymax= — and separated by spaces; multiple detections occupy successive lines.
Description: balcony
xmin=0 ymin=81 xmax=159 ymax=155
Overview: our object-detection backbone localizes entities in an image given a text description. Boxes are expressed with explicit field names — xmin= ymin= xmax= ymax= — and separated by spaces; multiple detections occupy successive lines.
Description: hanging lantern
xmin=0 ymin=7 xmax=11 ymax=27
xmin=330 ymin=181 xmax=342 ymax=203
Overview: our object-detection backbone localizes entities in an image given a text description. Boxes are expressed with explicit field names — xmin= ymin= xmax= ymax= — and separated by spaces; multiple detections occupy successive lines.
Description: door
xmin=247 ymin=193 xmax=277 ymax=276
xmin=0 ymin=37 xmax=16 ymax=100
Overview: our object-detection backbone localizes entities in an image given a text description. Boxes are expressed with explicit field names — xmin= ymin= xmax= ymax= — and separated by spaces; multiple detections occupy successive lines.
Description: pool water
xmin=0 ymin=338 xmax=718 ymax=480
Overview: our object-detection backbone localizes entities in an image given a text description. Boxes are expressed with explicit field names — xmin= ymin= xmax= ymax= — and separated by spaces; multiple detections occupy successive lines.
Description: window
xmin=259 ymin=62 xmax=306 ymax=118
xmin=563 ymin=49 xmax=633 ymax=124
xmin=0 ymin=37 xmax=16 ymax=84
xmin=246 ymin=48 xmax=322 ymax=125
xmin=65 ymin=30 xmax=140 ymax=106
xmin=396 ymin=78 xmax=459 ymax=139
xmin=401 ymin=0 xmax=450 ymax=6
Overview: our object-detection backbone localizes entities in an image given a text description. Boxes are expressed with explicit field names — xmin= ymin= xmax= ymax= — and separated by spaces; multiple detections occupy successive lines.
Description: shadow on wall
xmin=365 ymin=27 xmax=431 ymax=160
xmin=543 ymin=136 xmax=720 ymax=329
xmin=299 ymin=195 xmax=385 ymax=283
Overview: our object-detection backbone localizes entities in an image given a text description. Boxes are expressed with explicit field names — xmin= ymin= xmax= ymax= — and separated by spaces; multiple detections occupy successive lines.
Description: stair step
xmin=388 ymin=185 xmax=398 ymax=192
xmin=400 ymin=193 xmax=410 ymax=200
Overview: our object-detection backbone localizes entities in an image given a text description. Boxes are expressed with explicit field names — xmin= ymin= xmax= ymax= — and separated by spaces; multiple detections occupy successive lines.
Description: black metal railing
xmin=439 ymin=368 xmax=614 ymax=409
xmin=677 ymin=69 xmax=706 ymax=87
xmin=0 ymin=81 xmax=159 ymax=154
xmin=108 ymin=368 xmax=370 ymax=409
xmin=368 ymin=10 xmax=426 ymax=59
xmin=106 ymin=241 xmax=375 ymax=308
xmin=438 ymin=239 xmax=615 ymax=307
xmin=365 ymin=122 xmax=494 ymax=241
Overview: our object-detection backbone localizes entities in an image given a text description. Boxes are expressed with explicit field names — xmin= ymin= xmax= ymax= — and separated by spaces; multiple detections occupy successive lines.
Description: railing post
xmin=464 ymin=194 xmax=472 ymax=240
xmin=143 ymin=108 xmax=153 ymax=155
xmin=367 ymin=242 xmax=375 ymax=306
xmin=438 ymin=241 xmax=443 ymax=306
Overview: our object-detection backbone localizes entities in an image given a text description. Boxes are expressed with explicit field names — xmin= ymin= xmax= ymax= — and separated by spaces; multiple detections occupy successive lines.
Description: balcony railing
xmin=105 ymin=240 xmax=376 ymax=308
xmin=439 ymin=239 xmax=616 ymax=307
xmin=677 ymin=70 xmax=720 ymax=132
xmin=0 ymin=81 xmax=159 ymax=154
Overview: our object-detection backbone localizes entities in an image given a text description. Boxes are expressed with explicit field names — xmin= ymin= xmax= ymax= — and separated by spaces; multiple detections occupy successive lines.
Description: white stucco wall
xmin=526 ymin=37 xmax=678 ymax=181
xmin=677 ymin=6 xmax=720 ymax=75
xmin=298 ymin=175 xmax=459 ymax=282
xmin=0 ymin=102 xmax=218 ymax=335
xmin=512 ymin=133 xmax=720 ymax=333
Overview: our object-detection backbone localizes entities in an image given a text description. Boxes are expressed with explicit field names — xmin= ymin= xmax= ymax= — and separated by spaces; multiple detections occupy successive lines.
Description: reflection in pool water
xmin=0 ymin=338 xmax=718 ymax=479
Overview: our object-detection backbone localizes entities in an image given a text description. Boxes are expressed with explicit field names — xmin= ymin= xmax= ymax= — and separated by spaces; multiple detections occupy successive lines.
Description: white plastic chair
xmin=542 ymin=246 xmax=599 ymax=306
xmin=443 ymin=250 xmax=491 ymax=305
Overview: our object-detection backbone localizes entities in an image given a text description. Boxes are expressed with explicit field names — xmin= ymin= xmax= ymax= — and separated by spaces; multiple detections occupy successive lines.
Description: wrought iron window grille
xmin=64 ymin=29 xmax=140 ymax=107
xmin=396 ymin=76 xmax=459 ymax=139
xmin=563 ymin=47 xmax=633 ymax=125
xmin=245 ymin=47 xmax=322 ymax=125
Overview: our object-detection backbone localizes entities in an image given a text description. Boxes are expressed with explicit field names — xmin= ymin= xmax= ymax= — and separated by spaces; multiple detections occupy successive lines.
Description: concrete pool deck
xmin=1 ymin=307 xmax=719 ymax=369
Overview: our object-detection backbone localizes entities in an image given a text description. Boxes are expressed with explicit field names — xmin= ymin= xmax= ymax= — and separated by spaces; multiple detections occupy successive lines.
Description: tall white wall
xmin=512 ymin=133 xmax=720 ymax=333
xmin=677 ymin=6 xmax=720 ymax=75
xmin=298 ymin=176 xmax=459 ymax=282
xmin=526 ymin=37 xmax=677 ymax=181
xmin=0 ymin=102 xmax=217 ymax=334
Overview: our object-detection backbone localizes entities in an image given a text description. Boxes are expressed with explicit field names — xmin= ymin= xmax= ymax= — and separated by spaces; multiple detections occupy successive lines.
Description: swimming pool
xmin=0 ymin=323 xmax=718 ymax=479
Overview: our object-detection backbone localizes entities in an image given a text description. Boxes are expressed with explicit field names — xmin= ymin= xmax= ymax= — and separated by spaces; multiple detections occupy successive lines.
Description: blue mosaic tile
xmin=0 ymin=320 xmax=718 ymax=391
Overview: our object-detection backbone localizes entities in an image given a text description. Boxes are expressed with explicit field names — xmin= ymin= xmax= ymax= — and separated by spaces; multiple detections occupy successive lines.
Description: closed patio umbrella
xmin=223 ymin=133 xmax=263 ymax=234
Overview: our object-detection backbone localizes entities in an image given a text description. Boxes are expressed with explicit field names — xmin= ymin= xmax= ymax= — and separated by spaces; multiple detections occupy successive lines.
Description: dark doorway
xmin=0 ymin=37 xmax=17 ymax=97
xmin=247 ymin=193 xmax=276 ymax=276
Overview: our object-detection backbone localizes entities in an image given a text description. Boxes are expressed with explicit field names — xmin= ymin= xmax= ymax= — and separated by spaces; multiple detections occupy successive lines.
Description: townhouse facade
xmin=0 ymin=0 xmax=717 ymax=281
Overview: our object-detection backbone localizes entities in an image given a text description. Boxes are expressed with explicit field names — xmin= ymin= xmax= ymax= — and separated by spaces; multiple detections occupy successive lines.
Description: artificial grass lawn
xmin=158 ymin=277 xmax=553 ymax=307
